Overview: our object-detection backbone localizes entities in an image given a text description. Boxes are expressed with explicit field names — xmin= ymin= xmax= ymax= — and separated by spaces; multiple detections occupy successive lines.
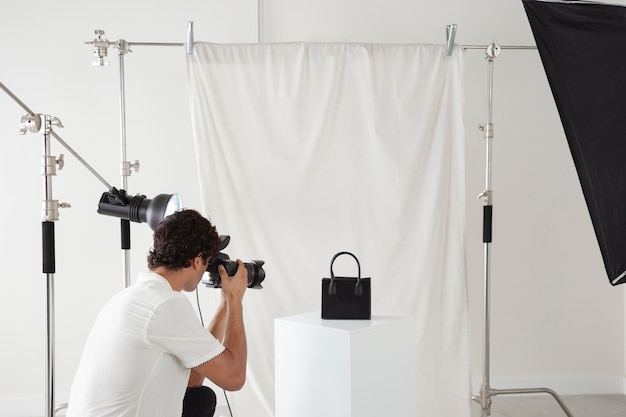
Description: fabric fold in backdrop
xmin=186 ymin=42 xmax=469 ymax=417
xmin=523 ymin=0 xmax=626 ymax=285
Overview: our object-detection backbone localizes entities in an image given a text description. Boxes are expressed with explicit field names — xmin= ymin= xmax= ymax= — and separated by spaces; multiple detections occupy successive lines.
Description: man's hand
xmin=219 ymin=260 xmax=247 ymax=304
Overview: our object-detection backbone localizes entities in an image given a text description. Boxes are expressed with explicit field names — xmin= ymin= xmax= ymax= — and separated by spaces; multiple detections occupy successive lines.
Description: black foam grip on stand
xmin=121 ymin=219 xmax=131 ymax=250
xmin=42 ymin=221 xmax=55 ymax=273
xmin=483 ymin=205 xmax=493 ymax=243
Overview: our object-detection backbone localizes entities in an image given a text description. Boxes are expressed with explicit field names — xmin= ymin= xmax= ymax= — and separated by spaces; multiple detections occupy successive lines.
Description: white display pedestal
xmin=274 ymin=311 xmax=417 ymax=417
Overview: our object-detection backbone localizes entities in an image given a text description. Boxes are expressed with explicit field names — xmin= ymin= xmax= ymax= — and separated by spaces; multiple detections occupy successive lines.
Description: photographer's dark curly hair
xmin=148 ymin=209 xmax=221 ymax=271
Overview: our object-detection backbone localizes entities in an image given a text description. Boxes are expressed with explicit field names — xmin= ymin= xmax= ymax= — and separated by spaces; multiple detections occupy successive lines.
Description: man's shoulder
xmin=136 ymin=270 xmax=168 ymax=285
xmin=115 ymin=272 xmax=184 ymax=310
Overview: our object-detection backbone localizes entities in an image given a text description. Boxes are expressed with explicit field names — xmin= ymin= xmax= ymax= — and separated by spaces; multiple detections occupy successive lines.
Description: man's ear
xmin=193 ymin=254 xmax=208 ymax=270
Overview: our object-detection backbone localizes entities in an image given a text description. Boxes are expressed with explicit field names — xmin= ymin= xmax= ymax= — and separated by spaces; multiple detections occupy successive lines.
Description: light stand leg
xmin=471 ymin=42 xmax=574 ymax=417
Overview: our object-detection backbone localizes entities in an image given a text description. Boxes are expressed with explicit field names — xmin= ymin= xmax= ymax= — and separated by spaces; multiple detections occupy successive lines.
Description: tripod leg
xmin=494 ymin=388 xmax=574 ymax=417
xmin=473 ymin=386 xmax=575 ymax=417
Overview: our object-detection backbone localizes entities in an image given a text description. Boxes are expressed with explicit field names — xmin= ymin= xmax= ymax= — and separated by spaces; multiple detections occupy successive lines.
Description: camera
xmin=202 ymin=235 xmax=265 ymax=289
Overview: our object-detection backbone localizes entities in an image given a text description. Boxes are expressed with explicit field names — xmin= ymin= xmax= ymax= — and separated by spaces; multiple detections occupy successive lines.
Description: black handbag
xmin=321 ymin=251 xmax=371 ymax=319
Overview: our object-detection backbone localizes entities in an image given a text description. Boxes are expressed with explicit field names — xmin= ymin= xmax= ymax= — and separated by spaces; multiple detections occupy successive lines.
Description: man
xmin=66 ymin=209 xmax=248 ymax=417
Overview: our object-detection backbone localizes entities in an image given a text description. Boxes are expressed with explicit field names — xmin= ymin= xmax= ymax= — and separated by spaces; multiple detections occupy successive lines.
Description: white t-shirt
xmin=66 ymin=272 xmax=225 ymax=417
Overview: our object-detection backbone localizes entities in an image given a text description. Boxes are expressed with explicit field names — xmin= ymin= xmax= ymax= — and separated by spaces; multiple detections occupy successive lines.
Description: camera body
xmin=202 ymin=235 xmax=265 ymax=289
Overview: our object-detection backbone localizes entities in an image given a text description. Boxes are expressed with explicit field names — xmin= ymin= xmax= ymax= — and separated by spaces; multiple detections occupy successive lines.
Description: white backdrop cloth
xmin=186 ymin=42 xmax=469 ymax=417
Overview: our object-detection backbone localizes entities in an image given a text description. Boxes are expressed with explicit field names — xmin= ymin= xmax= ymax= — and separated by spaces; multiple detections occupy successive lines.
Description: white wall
xmin=0 ymin=0 xmax=624 ymax=415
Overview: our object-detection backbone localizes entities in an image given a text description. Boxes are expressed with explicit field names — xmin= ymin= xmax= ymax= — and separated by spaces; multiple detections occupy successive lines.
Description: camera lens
xmin=203 ymin=256 xmax=265 ymax=289
xmin=243 ymin=260 xmax=265 ymax=289
xmin=201 ymin=235 xmax=265 ymax=289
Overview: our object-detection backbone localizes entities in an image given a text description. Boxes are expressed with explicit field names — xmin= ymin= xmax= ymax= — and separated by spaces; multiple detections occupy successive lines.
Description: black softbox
xmin=523 ymin=0 xmax=626 ymax=285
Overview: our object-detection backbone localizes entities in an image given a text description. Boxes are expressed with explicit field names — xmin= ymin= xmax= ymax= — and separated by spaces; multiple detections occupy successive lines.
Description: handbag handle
xmin=329 ymin=251 xmax=363 ymax=296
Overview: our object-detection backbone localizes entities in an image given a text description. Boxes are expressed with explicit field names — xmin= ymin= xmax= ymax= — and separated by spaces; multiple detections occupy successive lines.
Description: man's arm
xmin=188 ymin=294 xmax=228 ymax=387
xmin=193 ymin=260 xmax=248 ymax=391
xmin=207 ymin=292 xmax=227 ymax=342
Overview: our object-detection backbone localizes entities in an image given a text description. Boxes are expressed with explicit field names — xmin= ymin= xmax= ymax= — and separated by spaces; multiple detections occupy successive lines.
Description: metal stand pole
xmin=40 ymin=114 xmax=73 ymax=417
xmin=471 ymin=42 xmax=574 ymax=417
xmin=42 ymin=116 xmax=58 ymax=417
xmin=117 ymin=40 xmax=136 ymax=289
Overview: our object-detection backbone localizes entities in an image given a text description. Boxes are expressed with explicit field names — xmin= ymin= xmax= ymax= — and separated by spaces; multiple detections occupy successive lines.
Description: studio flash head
xmin=202 ymin=235 xmax=266 ymax=289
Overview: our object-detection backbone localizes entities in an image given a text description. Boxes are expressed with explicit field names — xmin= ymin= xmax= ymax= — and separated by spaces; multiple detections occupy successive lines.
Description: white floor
xmin=470 ymin=394 xmax=626 ymax=417
xmin=28 ymin=394 xmax=626 ymax=417
xmin=49 ymin=406 xmax=232 ymax=417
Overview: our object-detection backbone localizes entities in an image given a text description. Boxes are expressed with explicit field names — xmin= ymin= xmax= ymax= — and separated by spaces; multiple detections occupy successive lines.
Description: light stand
xmin=470 ymin=42 xmax=574 ymax=417
xmin=0 ymin=80 xmax=182 ymax=417
xmin=87 ymin=25 xmax=194 ymax=287
xmin=91 ymin=30 xmax=139 ymax=288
